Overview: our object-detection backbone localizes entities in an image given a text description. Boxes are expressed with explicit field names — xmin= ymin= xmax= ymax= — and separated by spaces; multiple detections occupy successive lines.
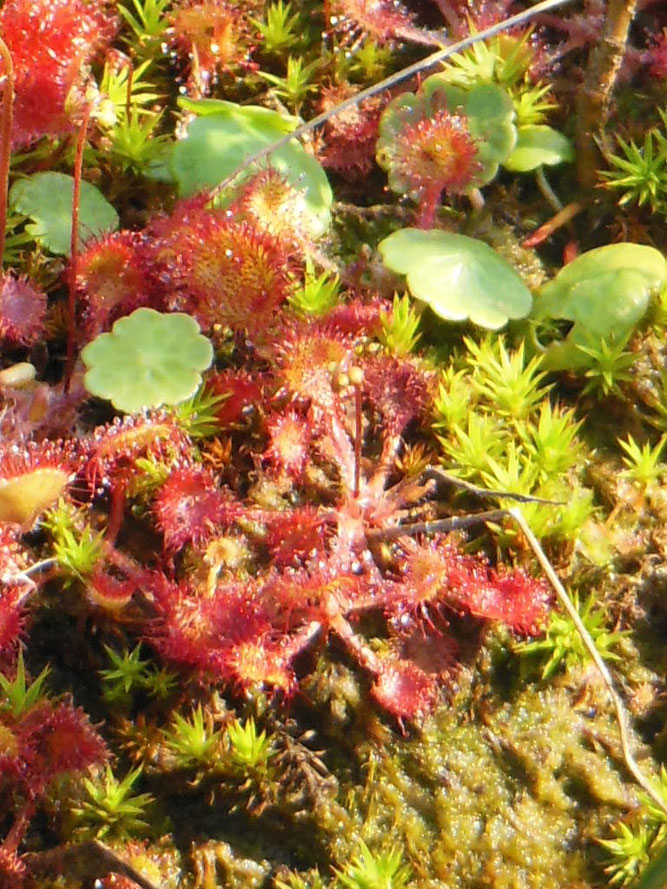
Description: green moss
xmin=304 ymin=678 xmax=647 ymax=889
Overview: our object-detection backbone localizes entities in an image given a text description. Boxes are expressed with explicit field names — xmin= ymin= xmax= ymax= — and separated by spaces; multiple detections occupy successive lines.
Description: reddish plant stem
xmin=522 ymin=200 xmax=585 ymax=248
xmin=106 ymin=482 xmax=127 ymax=545
xmin=64 ymin=103 xmax=92 ymax=394
xmin=353 ymin=380 xmax=362 ymax=498
xmin=3 ymin=801 xmax=35 ymax=855
xmin=0 ymin=36 xmax=14 ymax=268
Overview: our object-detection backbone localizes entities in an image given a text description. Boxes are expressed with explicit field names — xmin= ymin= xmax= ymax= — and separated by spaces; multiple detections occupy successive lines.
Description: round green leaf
xmin=535 ymin=243 xmax=667 ymax=370
xmin=503 ymin=125 xmax=574 ymax=172
xmin=170 ymin=98 xmax=332 ymax=238
xmin=9 ymin=172 xmax=119 ymax=255
xmin=82 ymin=309 xmax=213 ymax=413
xmin=378 ymin=228 xmax=532 ymax=330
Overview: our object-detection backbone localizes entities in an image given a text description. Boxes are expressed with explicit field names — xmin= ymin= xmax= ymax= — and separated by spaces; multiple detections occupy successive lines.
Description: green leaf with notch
xmin=169 ymin=98 xmax=332 ymax=237
xmin=534 ymin=243 xmax=667 ymax=370
xmin=9 ymin=172 xmax=119 ymax=255
xmin=379 ymin=228 xmax=532 ymax=330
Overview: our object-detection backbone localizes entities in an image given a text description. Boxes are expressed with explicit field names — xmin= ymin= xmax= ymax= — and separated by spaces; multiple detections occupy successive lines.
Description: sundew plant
xmin=0 ymin=1 xmax=667 ymax=888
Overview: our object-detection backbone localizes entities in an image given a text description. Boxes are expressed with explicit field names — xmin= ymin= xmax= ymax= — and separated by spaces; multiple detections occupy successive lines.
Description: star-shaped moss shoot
xmin=82 ymin=308 xmax=213 ymax=413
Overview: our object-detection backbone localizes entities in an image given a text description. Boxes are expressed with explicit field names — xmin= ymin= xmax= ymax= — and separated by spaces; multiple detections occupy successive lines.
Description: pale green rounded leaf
xmin=170 ymin=98 xmax=332 ymax=237
xmin=503 ymin=125 xmax=574 ymax=172
xmin=82 ymin=309 xmax=213 ymax=413
xmin=9 ymin=172 xmax=119 ymax=255
xmin=379 ymin=228 xmax=532 ymax=330
xmin=535 ymin=243 xmax=667 ymax=370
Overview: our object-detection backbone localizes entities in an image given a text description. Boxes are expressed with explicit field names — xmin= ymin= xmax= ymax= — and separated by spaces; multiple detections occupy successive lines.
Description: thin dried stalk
xmin=509 ymin=507 xmax=667 ymax=816
xmin=210 ymin=0 xmax=577 ymax=200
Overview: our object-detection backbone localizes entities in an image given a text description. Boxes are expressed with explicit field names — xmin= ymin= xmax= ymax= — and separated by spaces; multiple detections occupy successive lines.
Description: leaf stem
xmin=65 ymin=103 xmax=92 ymax=394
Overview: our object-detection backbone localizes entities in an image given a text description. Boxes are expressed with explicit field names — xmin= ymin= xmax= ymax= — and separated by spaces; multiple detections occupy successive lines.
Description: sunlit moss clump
xmin=312 ymin=682 xmax=638 ymax=889
xmin=433 ymin=335 xmax=594 ymax=542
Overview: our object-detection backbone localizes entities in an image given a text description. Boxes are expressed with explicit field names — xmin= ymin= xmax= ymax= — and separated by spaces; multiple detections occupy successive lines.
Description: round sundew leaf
xmin=9 ymin=172 xmax=119 ymax=255
xmin=378 ymin=228 xmax=532 ymax=330
xmin=503 ymin=125 xmax=574 ymax=172
xmin=377 ymin=78 xmax=516 ymax=199
xmin=82 ymin=308 xmax=214 ymax=413
xmin=422 ymin=79 xmax=517 ymax=182
xmin=534 ymin=243 xmax=667 ymax=370
xmin=170 ymin=98 xmax=332 ymax=238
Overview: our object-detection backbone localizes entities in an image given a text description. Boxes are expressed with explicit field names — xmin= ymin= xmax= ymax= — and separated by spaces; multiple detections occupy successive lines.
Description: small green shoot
xmin=515 ymin=593 xmax=628 ymax=679
xmin=252 ymin=1 xmax=301 ymax=54
xmin=73 ymin=765 xmax=154 ymax=840
xmin=100 ymin=644 xmax=152 ymax=699
xmin=600 ymin=823 xmax=656 ymax=886
xmin=110 ymin=112 xmax=170 ymax=175
xmin=53 ymin=526 xmax=104 ymax=581
xmin=257 ymin=56 xmax=320 ymax=111
xmin=97 ymin=58 xmax=161 ymax=123
xmin=226 ymin=717 xmax=275 ymax=772
xmin=276 ymin=868 xmax=326 ymax=889
xmin=601 ymin=768 xmax=667 ymax=887
xmin=0 ymin=651 xmax=50 ymax=719
xmin=99 ymin=644 xmax=176 ymax=705
xmin=43 ymin=503 xmax=104 ymax=580
xmin=347 ymin=40 xmax=394 ymax=82
xmin=578 ymin=336 xmax=635 ymax=397
xmin=170 ymin=385 xmax=226 ymax=440
xmin=466 ymin=336 xmax=548 ymax=419
xmin=289 ymin=259 xmax=341 ymax=316
xmin=519 ymin=402 xmax=582 ymax=479
xmin=335 ymin=841 xmax=412 ymax=889
xmin=438 ymin=412 xmax=507 ymax=477
xmin=82 ymin=308 xmax=214 ymax=413
xmin=125 ymin=458 xmax=172 ymax=502
xmin=432 ymin=367 xmax=475 ymax=430
xmin=380 ymin=293 xmax=421 ymax=357
xmin=618 ymin=434 xmax=666 ymax=488
xmin=641 ymin=766 xmax=667 ymax=825
xmin=118 ymin=0 xmax=172 ymax=54
xmin=438 ymin=30 xmax=534 ymax=90
xmin=600 ymin=110 xmax=667 ymax=217
xmin=163 ymin=705 xmax=224 ymax=769
xmin=509 ymin=82 xmax=557 ymax=127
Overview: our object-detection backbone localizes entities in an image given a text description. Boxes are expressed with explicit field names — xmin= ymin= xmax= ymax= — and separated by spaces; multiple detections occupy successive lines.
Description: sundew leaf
xmin=82 ymin=309 xmax=213 ymax=413
xmin=378 ymin=79 xmax=516 ymax=198
xmin=170 ymin=97 xmax=332 ymax=237
xmin=503 ymin=125 xmax=574 ymax=172
xmin=378 ymin=228 xmax=532 ymax=330
xmin=534 ymin=243 xmax=667 ymax=369
xmin=9 ymin=172 xmax=119 ymax=255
